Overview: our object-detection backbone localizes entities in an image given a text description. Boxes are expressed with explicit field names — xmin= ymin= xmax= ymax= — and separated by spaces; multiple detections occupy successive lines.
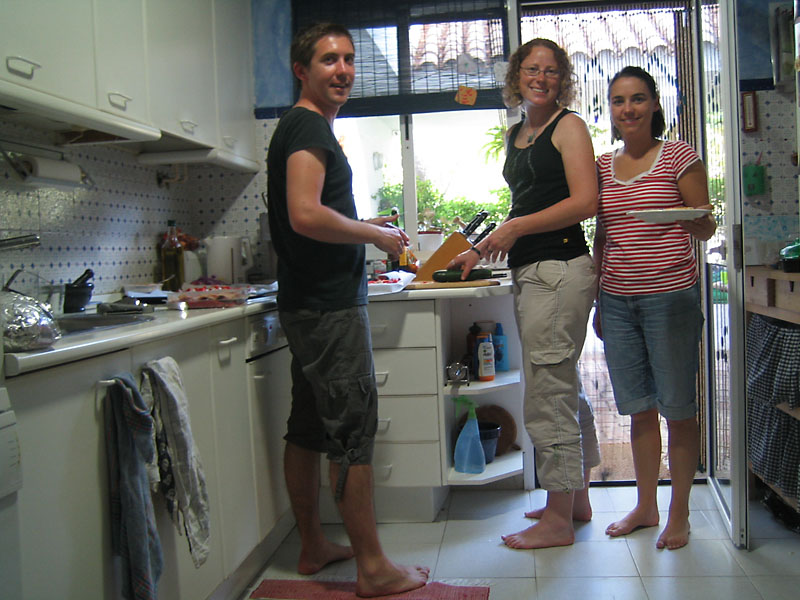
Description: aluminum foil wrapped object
xmin=1 ymin=290 xmax=62 ymax=351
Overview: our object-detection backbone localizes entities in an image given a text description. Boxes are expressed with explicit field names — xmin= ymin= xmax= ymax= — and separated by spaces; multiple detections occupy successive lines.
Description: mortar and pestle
xmin=63 ymin=269 xmax=94 ymax=313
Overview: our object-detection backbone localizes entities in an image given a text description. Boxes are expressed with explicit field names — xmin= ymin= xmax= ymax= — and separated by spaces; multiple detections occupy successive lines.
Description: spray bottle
xmin=452 ymin=396 xmax=486 ymax=474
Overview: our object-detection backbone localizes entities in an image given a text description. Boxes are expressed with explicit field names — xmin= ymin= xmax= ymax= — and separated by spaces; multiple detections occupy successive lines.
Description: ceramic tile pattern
xmin=241 ymin=485 xmax=800 ymax=600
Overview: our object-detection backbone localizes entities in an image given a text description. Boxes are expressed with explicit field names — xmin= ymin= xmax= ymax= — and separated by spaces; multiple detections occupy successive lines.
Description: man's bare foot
xmin=297 ymin=540 xmax=354 ymax=575
xmin=502 ymin=520 xmax=574 ymax=549
xmin=605 ymin=505 xmax=659 ymax=537
xmin=355 ymin=561 xmax=429 ymax=598
xmin=525 ymin=497 xmax=592 ymax=521
xmin=656 ymin=516 xmax=690 ymax=550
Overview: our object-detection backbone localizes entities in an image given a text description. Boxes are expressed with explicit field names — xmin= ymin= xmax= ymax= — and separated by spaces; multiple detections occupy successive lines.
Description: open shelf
xmin=446 ymin=449 xmax=524 ymax=485
xmin=444 ymin=369 xmax=520 ymax=396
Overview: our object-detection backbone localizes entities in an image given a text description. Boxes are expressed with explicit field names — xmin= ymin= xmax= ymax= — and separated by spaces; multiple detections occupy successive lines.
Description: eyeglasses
xmin=519 ymin=66 xmax=560 ymax=79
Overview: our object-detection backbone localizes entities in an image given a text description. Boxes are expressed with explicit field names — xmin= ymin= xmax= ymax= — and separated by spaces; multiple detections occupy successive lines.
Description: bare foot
xmin=297 ymin=540 xmax=354 ymax=575
xmin=355 ymin=561 xmax=429 ymax=598
xmin=605 ymin=505 xmax=659 ymax=537
xmin=656 ymin=516 xmax=691 ymax=550
xmin=525 ymin=497 xmax=592 ymax=521
xmin=502 ymin=520 xmax=574 ymax=549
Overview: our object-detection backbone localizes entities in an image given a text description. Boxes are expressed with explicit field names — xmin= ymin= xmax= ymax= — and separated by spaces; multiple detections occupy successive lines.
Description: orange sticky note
xmin=455 ymin=86 xmax=477 ymax=106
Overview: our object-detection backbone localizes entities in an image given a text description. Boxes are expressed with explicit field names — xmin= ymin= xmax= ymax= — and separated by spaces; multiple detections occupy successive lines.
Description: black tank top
xmin=502 ymin=109 xmax=589 ymax=268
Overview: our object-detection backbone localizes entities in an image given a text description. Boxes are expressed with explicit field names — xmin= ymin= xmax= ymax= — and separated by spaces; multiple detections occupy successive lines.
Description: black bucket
xmin=478 ymin=421 xmax=501 ymax=464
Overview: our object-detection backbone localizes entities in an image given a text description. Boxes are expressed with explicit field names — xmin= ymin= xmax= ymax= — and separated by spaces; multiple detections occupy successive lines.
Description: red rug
xmin=249 ymin=579 xmax=490 ymax=599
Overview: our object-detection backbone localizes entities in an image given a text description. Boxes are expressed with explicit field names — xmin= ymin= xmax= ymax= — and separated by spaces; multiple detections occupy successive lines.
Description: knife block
xmin=414 ymin=232 xmax=472 ymax=281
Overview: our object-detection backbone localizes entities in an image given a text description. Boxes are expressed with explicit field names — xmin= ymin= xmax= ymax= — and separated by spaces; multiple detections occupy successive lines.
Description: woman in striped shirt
xmin=594 ymin=66 xmax=716 ymax=550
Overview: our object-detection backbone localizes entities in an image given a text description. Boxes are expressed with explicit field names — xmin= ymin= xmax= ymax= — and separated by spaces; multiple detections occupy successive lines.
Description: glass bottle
xmin=161 ymin=219 xmax=184 ymax=291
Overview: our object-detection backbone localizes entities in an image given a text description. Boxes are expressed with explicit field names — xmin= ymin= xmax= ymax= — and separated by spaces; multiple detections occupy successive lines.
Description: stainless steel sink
xmin=56 ymin=313 xmax=156 ymax=334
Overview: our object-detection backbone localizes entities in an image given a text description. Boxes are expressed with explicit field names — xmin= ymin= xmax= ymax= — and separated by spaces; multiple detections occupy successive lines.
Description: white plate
xmin=627 ymin=208 xmax=711 ymax=224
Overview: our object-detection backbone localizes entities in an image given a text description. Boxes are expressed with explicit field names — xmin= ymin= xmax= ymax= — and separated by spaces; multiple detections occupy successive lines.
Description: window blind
xmin=291 ymin=0 xmax=509 ymax=116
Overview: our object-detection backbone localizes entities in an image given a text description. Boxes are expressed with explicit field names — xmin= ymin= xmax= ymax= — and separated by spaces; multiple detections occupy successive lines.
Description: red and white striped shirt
xmin=596 ymin=140 xmax=700 ymax=295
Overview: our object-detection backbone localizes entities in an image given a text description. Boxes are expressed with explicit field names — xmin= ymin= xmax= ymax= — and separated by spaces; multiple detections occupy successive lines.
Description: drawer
xmin=374 ymin=348 xmax=438 ymax=395
xmin=775 ymin=278 xmax=800 ymax=312
xmin=372 ymin=442 xmax=442 ymax=487
xmin=368 ymin=300 xmax=436 ymax=348
xmin=746 ymin=272 xmax=774 ymax=307
xmin=377 ymin=396 xmax=439 ymax=442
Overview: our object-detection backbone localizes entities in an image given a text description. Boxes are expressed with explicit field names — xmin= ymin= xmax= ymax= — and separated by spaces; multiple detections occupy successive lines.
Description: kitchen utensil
xmin=461 ymin=211 xmax=489 ymax=237
xmin=204 ymin=236 xmax=253 ymax=283
xmin=70 ymin=269 xmax=94 ymax=286
xmin=404 ymin=279 xmax=500 ymax=290
xmin=63 ymin=282 xmax=93 ymax=313
xmin=471 ymin=222 xmax=496 ymax=245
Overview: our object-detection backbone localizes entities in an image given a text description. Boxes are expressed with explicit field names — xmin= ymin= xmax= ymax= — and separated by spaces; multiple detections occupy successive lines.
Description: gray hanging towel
xmin=141 ymin=356 xmax=211 ymax=568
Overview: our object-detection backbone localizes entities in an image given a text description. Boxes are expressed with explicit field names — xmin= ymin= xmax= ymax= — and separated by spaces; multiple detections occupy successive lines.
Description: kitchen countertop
xmin=4 ymin=281 xmax=513 ymax=377
xmin=3 ymin=298 xmax=277 ymax=378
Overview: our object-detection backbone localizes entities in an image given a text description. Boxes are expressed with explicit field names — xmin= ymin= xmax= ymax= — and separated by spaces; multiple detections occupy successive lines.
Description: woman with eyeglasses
xmin=594 ymin=66 xmax=716 ymax=550
xmin=448 ymin=38 xmax=600 ymax=549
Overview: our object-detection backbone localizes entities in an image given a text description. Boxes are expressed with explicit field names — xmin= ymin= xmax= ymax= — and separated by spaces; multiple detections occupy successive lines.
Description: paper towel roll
xmin=20 ymin=156 xmax=83 ymax=184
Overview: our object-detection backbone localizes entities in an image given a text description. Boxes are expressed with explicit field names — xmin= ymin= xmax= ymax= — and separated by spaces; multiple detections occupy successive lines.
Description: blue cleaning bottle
xmin=493 ymin=322 xmax=509 ymax=372
xmin=452 ymin=396 xmax=486 ymax=474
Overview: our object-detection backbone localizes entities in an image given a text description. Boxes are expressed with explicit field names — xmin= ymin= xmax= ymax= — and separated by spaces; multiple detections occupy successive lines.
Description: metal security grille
xmin=291 ymin=0 xmax=509 ymax=116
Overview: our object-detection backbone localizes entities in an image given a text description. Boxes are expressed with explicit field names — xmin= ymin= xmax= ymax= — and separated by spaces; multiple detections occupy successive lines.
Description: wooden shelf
xmin=745 ymin=266 xmax=800 ymax=325
xmin=776 ymin=402 xmax=800 ymax=420
xmin=444 ymin=369 xmax=521 ymax=396
xmin=447 ymin=449 xmax=524 ymax=485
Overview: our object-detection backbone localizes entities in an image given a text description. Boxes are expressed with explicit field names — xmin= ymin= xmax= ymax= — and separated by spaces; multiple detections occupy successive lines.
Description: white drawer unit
xmin=373 ymin=348 xmax=438 ymax=396
xmin=369 ymin=300 xmax=436 ymax=348
xmin=376 ymin=395 xmax=439 ymax=442
xmin=372 ymin=442 xmax=442 ymax=487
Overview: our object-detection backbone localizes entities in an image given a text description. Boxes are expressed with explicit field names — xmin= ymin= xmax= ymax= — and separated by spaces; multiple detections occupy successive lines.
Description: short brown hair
xmin=290 ymin=22 xmax=354 ymax=76
xmin=503 ymin=39 xmax=576 ymax=109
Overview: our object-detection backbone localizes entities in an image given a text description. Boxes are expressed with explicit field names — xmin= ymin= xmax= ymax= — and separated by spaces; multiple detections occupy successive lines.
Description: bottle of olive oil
xmin=161 ymin=220 xmax=184 ymax=291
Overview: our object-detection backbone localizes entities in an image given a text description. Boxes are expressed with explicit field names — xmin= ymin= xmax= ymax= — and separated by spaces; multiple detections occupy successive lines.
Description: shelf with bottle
xmin=443 ymin=369 xmax=521 ymax=396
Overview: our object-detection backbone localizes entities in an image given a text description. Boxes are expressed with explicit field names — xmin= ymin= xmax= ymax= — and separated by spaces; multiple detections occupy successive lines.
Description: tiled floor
xmin=242 ymin=484 xmax=800 ymax=599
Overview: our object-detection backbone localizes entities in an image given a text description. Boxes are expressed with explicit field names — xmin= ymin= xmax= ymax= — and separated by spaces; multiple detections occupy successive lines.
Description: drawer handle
xmin=377 ymin=418 xmax=391 ymax=433
xmin=370 ymin=324 xmax=388 ymax=335
xmin=107 ymin=91 xmax=133 ymax=110
xmin=180 ymin=119 xmax=198 ymax=134
xmin=375 ymin=371 xmax=389 ymax=386
xmin=6 ymin=55 xmax=41 ymax=79
xmin=375 ymin=464 xmax=393 ymax=482
xmin=218 ymin=336 xmax=238 ymax=346
xmin=222 ymin=135 xmax=237 ymax=148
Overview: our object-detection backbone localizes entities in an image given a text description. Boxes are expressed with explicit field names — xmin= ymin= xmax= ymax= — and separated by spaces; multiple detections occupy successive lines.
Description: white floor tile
xmin=376 ymin=520 xmax=447 ymax=545
xmin=534 ymin=540 xmax=638 ymax=577
xmin=447 ymin=489 xmax=531 ymax=518
xmin=641 ymin=576 xmax=762 ymax=600
xmin=748 ymin=575 xmax=800 ymax=599
xmin=587 ymin=486 xmax=617 ymax=513
xmin=725 ymin=537 xmax=800 ymax=576
xmin=536 ymin=576 xmax=648 ymax=599
xmin=442 ymin=511 xmax=531 ymax=545
xmin=435 ymin=539 xmax=535 ymax=579
xmin=437 ymin=578 xmax=539 ymax=600
xmin=748 ymin=500 xmax=800 ymax=540
xmin=628 ymin=538 xmax=746 ymax=577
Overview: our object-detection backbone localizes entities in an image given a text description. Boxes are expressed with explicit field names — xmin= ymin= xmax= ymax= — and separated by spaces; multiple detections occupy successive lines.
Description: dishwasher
xmin=245 ymin=308 xmax=294 ymax=538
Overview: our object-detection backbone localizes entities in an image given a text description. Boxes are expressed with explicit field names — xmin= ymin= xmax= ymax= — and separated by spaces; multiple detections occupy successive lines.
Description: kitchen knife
xmin=471 ymin=222 xmax=496 ymax=246
xmin=462 ymin=211 xmax=489 ymax=236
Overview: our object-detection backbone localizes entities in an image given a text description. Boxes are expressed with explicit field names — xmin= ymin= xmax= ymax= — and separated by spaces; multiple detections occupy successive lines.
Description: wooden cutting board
xmin=405 ymin=279 xmax=500 ymax=290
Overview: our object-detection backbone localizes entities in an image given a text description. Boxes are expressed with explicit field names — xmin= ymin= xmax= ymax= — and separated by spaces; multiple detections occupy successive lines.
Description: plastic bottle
xmin=452 ymin=396 xmax=486 ymax=474
xmin=476 ymin=332 xmax=495 ymax=381
xmin=466 ymin=322 xmax=480 ymax=377
xmin=161 ymin=219 xmax=185 ymax=292
xmin=493 ymin=322 xmax=509 ymax=372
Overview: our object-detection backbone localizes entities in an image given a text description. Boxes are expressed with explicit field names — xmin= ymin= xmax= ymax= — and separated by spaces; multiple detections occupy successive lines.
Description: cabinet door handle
xmin=222 ymin=135 xmax=237 ymax=148
xmin=107 ymin=91 xmax=133 ymax=110
xmin=218 ymin=336 xmax=238 ymax=346
xmin=180 ymin=119 xmax=198 ymax=134
xmin=6 ymin=56 xmax=41 ymax=79
xmin=375 ymin=371 xmax=389 ymax=386
xmin=377 ymin=417 xmax=391 ymax=433
xmin=374 ymin=464 xmax=393 ymax=482
xmin=370 ymin=324 xmax=387 ymax=335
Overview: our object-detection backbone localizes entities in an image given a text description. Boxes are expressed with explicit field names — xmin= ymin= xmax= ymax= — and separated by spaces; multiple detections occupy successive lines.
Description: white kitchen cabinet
xmin=207 ymin=319 xmax=260 ymax=576
xmin=248 ymin=344 xmax=292 ymax=540
xmin=7 ymin=349 xmax=132 ymax=600
xmin=145 ymin=0 xmax=219 ymax=148
xmin=213 ymin=0 xmax=259 ymax=167
xmin=132 ymin=328 xmax=225 ymax=600
xmin=93 ymin=0 xmax=150 ymax=125
xmin=0 ymin=0 xmax=96 ymax=107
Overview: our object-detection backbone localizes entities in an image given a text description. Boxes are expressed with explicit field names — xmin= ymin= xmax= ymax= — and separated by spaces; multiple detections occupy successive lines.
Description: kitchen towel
xmin=141 ymin=356 xmax=211 ymax=568
xmin=249 ymin=580 xmax=490 ymax=599
xmin=104 ymin=373 xmax=163 ymax=600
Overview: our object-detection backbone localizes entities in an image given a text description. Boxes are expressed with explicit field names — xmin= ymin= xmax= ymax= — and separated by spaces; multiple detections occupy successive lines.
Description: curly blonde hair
xmin=503 ymin=39 xmax=576 ymax=109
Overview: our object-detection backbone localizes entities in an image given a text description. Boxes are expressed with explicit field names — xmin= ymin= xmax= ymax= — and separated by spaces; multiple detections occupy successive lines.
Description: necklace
xmin=526 ymin=124 xmax=539 ymax=145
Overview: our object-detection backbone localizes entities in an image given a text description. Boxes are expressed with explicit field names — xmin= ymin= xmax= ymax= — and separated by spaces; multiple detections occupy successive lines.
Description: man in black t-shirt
xmin=266 ymin=23 xmax=428 ymax=597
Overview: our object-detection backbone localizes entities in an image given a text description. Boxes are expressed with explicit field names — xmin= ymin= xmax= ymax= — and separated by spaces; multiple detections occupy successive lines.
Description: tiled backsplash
xmin=740 ymin=88 xmax=800 ymax=245
xmin=0 ymin=118 xmax=275 ymax=299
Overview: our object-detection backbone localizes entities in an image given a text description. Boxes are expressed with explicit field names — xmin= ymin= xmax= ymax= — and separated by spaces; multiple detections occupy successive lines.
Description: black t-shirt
xmin=503 ymin=109 xmax=589 ymax=268
xmin=267 ymin=107 xmax=367 ymax=311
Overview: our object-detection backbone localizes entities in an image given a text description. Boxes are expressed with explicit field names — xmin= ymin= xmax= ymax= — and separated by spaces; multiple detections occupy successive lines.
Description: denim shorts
xmin=598 ymin=283 xmax=703 ymax=420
